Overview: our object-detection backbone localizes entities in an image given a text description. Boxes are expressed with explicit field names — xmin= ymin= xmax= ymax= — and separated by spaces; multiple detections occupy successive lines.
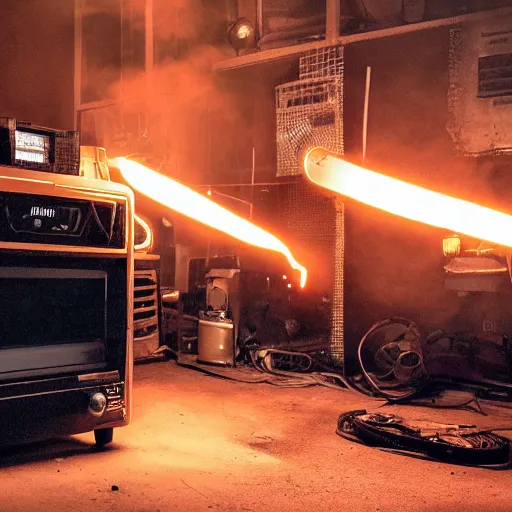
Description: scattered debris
xmin=173 ymin=311 xmax=512 ymax=469
xmin=355 ymin=318 xmax=512 ymax=415
xmin=425 ymin=329 xmax=512 ymax=385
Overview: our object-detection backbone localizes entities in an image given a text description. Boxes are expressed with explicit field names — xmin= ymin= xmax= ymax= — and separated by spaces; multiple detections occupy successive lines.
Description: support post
xmin=362 ymin=66 xmax=372 ymax=163
xmin=145 ymin=0 xmax=154 ymax=135
xmin=73 ymin=0 xmax=82 ymax=131
xmin=250 ymin=146 xmax=255 ymax=219
xmin=326 ymin=0 xmax=341 ymax=43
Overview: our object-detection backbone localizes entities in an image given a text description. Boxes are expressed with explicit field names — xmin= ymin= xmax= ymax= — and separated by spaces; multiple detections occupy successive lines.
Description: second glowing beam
xmin=116 ymin=158 xmax=307 ymax=287
xmin=304 ymin=147 xmax=512 ymax=248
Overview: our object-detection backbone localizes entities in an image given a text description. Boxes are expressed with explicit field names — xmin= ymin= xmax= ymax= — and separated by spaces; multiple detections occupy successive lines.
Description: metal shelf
xmin=213 ymin=6 xmax=512 ymax=72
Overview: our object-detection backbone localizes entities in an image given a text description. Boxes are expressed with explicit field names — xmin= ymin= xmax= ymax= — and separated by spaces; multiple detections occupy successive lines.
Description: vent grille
xmin=0 ymin=192 xmax=125 ymax=249
xmin=478 ymin=53 xmax=512 ymax=98
xmin=133 ymin=270 xmax=159 ymax=349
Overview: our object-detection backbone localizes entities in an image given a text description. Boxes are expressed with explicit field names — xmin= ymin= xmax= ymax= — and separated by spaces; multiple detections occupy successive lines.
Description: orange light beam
xmin=116 ymin=158 xmax=307 ymax=287
xmin=304 ymin=147 xmax=512 ymax=248
xmin=134 ymin=213 xmax=153 ymax=252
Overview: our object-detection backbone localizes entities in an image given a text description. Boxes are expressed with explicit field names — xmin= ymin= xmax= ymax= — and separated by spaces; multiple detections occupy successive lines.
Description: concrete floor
xmin=1 ymin=362 xmax=511 ymax=512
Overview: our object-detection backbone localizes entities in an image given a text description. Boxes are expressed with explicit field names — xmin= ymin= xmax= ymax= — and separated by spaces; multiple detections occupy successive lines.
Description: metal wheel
xmin=94 ymin=427 xmax=114 ymax=447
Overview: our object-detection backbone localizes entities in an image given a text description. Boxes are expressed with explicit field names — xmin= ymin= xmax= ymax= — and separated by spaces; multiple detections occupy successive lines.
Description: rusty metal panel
xmin=448 ymin=14 xmax=512 ymax=155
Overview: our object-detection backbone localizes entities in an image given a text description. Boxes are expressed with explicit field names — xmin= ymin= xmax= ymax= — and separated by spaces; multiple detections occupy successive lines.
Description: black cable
xmin=250 ymin=348 xmax=367 ymax=393
xmin=336 ymin=410 xmax=511 ymax=467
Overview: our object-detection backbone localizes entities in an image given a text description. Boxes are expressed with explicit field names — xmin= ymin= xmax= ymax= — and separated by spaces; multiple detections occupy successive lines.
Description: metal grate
xmin=278 ymin=178 xmax=346 ymax=363
xmin=275 ymin=44 xmax=345 ymax=367
xmin=299 ymin=45 xmax=344 ymax=80
xmin=276 ymin=45 xmax=343 ymax=178
xmin=53 ymin=132 xmax=80 ymax=175
xmin=278 ymin=178 xmax=336 ymax=245
xmin=276 ymin=77 xmax=343 ymax=177
xmin=331 ymin=198 xmax=345 ymax=363
xmin=133 ymin=269 xmax=160 ymax=359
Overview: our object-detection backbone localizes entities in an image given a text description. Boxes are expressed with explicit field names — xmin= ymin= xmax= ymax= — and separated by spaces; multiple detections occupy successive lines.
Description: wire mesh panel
xmin=278 ymin=177 xmax=337 ymax=341
xmin=275 ymin=44 xmax=345 ymax=367
xmin=279 ymin=179 xmax=336 ymax=249
xmin=53 ymin=133 xmax=81 ymax=175
xmin=276 ymin=45 xmax=343 ymax=178
xmin=331 ymin=198 xmax=345 ymax=363
xmin=278 ymin=178 xmax=347 ymax=364
xmin=276 ymin=77 xmax=343 ymax=177
xmin=299 ymin=46 xmax=345 ymax=362
xmin=299 ymin=45 xmax=344 ymax=80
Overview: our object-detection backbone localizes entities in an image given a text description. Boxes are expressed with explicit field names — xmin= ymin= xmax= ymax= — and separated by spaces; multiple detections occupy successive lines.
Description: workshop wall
xmin=0 ymin=0 xmax=74 ymax=129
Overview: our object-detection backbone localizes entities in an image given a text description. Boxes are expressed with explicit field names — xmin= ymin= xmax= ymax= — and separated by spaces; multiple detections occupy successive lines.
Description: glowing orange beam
xmin=304 ymin=147 xmax=512 ymax=248
xmin=134 ymin=214 xmax=153 ymax=252
xmin=116 ymin=158 xmax=307 ymax=287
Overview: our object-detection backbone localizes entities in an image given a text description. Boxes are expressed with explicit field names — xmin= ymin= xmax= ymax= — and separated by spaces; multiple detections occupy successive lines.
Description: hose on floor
xmin=336 ymin=409 xmax=512 ymax=467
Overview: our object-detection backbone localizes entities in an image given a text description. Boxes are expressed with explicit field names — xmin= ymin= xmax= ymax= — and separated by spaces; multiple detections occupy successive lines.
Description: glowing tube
xmin=304 ymin=147 xmax=512 ymax=248
xmin=116 ymin=158 xmax=307 ymax=287
xmin=134 ymin=214 xmax=153 ymax=252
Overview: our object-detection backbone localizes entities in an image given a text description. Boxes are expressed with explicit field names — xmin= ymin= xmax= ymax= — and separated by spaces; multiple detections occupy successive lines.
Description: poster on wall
xmin=448 ymin=13 xmax=512 ymax=155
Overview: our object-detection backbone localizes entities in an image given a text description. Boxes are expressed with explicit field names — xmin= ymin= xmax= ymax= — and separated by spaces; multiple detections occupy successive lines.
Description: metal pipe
xmin=198 ymin=181 xmax=299 ymax=188
xmin=209 ymin=189 xmax=253 ymax=208
xmin=145 ymin=0 xmax=154 ymax=77
xmin=250 ymin=146 xmax=256 ymax=219
xmin=362 ymin=66 xmax=371 ymax=163
xmin=73 ymin=0 xmax=82 ymax=131
xmin=145 ymin=0 xmax=154 ymax=136
xmin=256 ymin=0 xmax=263 ymax=40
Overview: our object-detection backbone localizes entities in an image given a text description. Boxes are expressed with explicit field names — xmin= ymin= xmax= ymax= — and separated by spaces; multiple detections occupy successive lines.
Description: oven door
xmin=0 ymin=255 xmax=127 ymax=382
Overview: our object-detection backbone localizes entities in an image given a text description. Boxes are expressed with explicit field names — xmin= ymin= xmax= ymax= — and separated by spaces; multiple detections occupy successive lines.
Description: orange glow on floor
xmin=116 ymin=158 xmax=307 ymax=287
xmin=304 ymin=147 xmax=512 ymax=248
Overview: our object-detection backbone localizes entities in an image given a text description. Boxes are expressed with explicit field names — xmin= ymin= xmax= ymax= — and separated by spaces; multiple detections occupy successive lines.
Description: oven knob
xmin=88 ymin=392 xmax=107 ymax=417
